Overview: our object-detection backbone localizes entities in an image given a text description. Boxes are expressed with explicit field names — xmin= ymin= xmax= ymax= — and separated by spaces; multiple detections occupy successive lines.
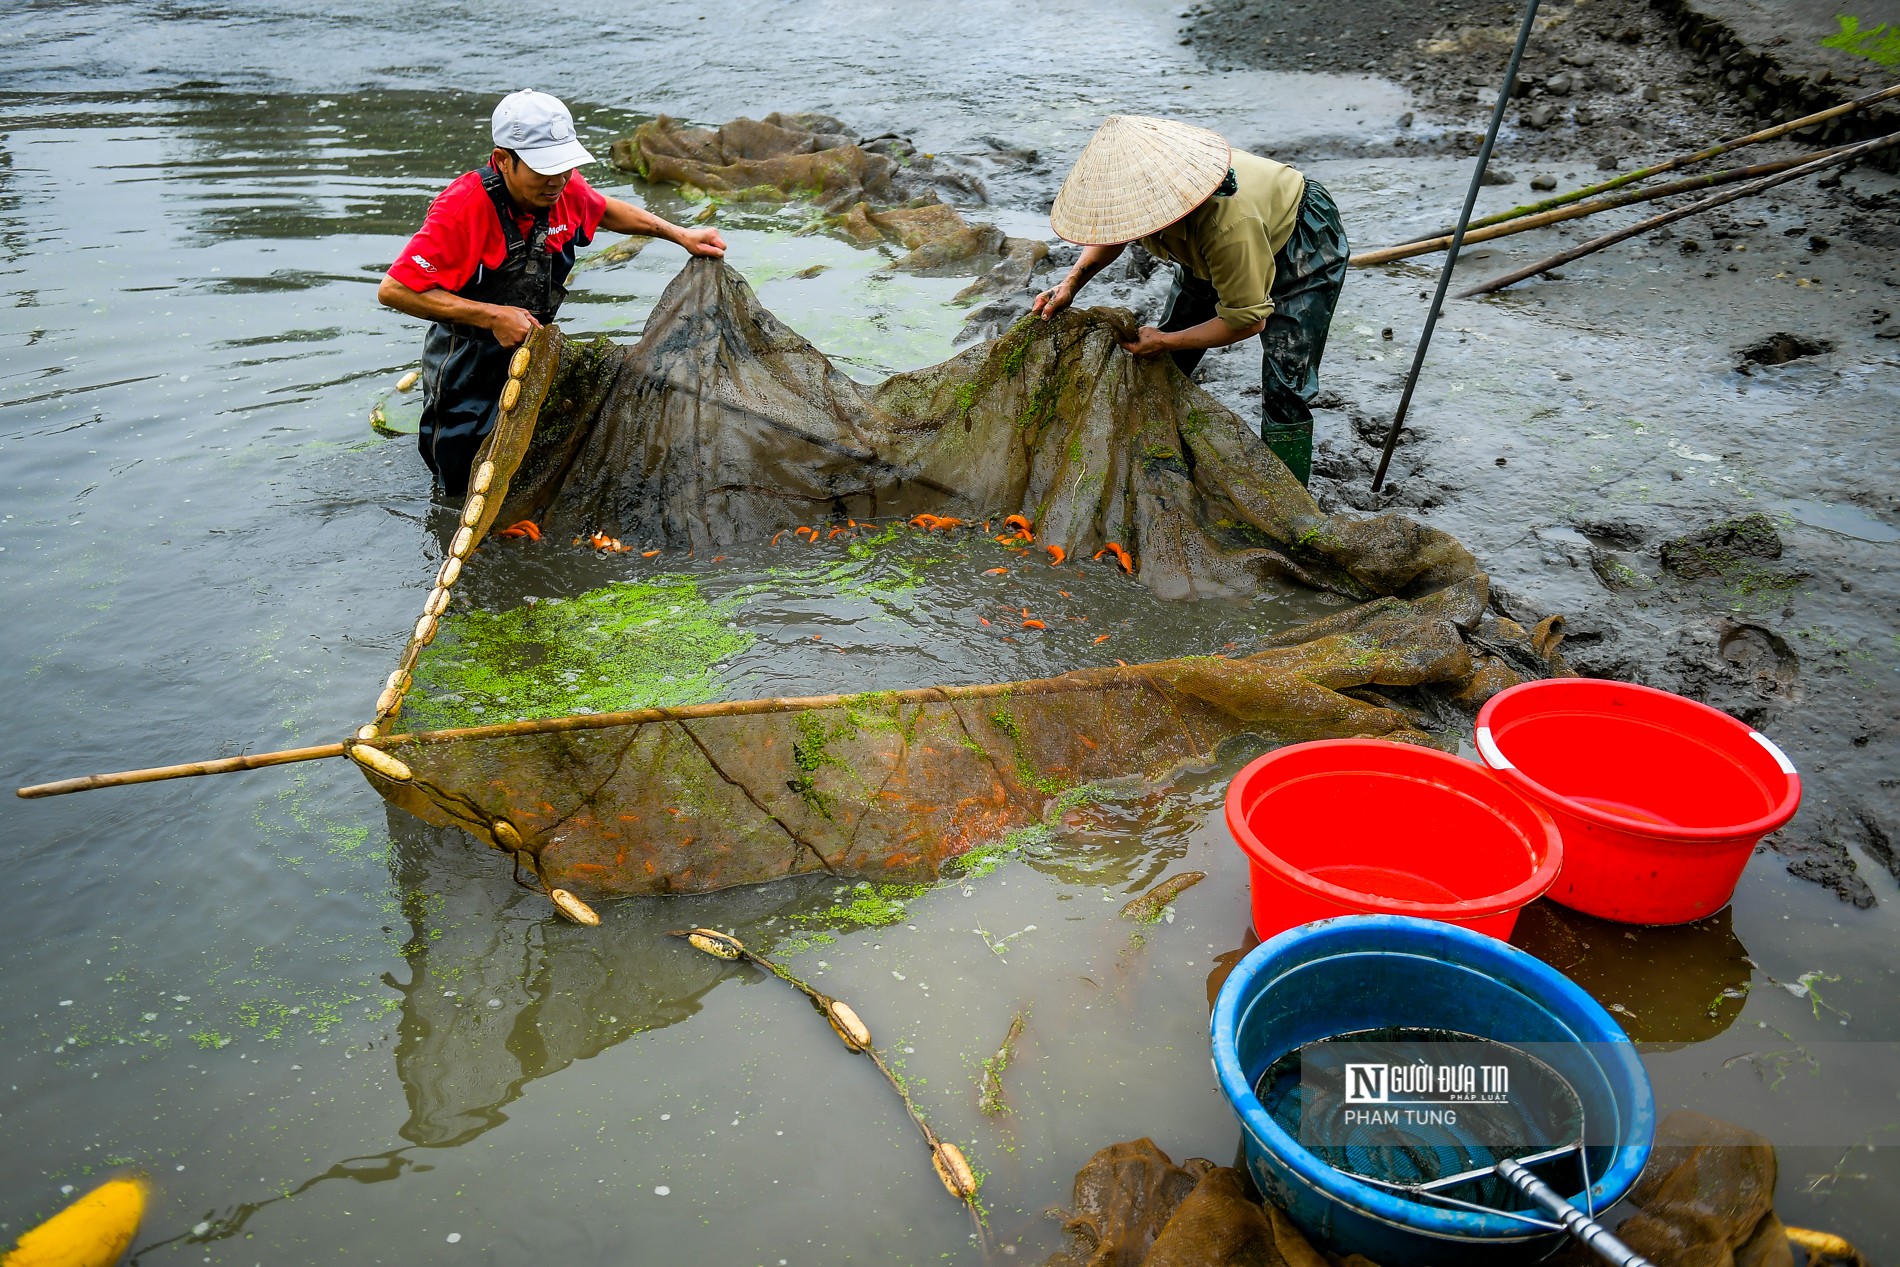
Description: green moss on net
xmin=401 ymin=577 xmax=752 ymax=731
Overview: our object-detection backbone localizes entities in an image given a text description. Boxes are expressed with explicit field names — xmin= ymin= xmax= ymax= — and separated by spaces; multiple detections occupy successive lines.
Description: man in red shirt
xmin=379 ymin=90 xmax=726 ymax=494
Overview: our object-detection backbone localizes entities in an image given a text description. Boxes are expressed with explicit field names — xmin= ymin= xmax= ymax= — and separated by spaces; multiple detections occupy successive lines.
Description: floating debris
xmin=1121 ymin=872 xmax=1207 ymax=923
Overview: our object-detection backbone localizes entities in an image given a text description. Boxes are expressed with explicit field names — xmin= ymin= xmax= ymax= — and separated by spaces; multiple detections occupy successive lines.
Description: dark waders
xmin=418 ymin=167 xmax=569 ymax=496
xmin=1158 ymin=178 xmax=1348 ymax=486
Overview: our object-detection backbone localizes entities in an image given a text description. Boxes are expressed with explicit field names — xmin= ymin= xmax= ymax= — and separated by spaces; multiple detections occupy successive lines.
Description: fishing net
xmin=1255 ymin=1028 xmax=1587 ymax=1216
xmin=611 ymin=113 xmax=1048 ymax=309
xmin=494 ymin=259 xmax=1478 ymax=603
xmin=351 ymin=259 xmax=1547 ymax=901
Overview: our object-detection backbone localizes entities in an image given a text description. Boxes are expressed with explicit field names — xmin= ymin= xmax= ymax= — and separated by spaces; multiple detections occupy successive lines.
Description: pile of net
xmin=1042 ymin=1118 xmax=1866 ymax=1267
xmin=361 ymin=259 xmax=1565 ymax=900
xmin=610 ymin=113 xmax=1048 ymax=311
xmin=498 ymin=259 xmax=1476 ymax=602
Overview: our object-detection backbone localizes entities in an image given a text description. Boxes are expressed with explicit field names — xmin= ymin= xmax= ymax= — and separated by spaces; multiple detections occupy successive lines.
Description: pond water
xmin=4 ymin=0 xmax=1895 ymax=1262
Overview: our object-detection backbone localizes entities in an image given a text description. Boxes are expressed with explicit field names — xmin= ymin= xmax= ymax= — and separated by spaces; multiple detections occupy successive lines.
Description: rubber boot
xmin=1261 ymin=421 xmax=1313 ymax=487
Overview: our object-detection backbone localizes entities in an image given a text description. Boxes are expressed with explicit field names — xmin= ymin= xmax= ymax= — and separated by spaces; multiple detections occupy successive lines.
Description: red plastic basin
xmin=1224 ymin=738 xmax=1562 ymax=942
xmin=1476 ymin=679 xmax=1801 ymax=925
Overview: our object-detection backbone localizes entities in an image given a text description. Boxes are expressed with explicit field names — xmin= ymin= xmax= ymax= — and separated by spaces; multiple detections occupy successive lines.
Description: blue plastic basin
xmin=1210 ymin=915 xmax=1654 ymax=1265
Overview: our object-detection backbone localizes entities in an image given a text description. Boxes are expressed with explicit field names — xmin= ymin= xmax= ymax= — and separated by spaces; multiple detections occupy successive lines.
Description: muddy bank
xmin=1189 ymin=0 xmax=1898 ymax=174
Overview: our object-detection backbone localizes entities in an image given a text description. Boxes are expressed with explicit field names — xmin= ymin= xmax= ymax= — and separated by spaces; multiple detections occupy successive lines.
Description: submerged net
xmin=354 ymin=259 xmax=1556 ymax=900
xmin=1256 ymin=1028 xmax=1587 ymax=1215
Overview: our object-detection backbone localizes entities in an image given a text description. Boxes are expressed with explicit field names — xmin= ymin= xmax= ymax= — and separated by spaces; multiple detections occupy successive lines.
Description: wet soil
xmin=1188 ymin=0 xmax=1757 ymax=163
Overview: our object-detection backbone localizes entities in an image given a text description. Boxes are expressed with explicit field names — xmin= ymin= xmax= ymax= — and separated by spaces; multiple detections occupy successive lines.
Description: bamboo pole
xmin=1351 ymin=151 xmax=1822 ymax=267
xmin=15 ymin=670 xmax=1146 ymax=800
xmin=1386 ymin=82 xmax=1900 ymax=247
xmin=15 ymin=743 xmax=351 ymax=799
xmin=1457 ymin=129 xmax=1900 ymax=298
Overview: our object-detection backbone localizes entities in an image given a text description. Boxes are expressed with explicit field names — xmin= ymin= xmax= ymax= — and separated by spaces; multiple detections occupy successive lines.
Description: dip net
xmin=352 ymin=259 xmax=1563 ymax=902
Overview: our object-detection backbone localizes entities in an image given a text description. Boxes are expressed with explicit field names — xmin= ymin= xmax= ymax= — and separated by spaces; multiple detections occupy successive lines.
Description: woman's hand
xmin=1118 ymin=326 xmax=1173 ymax=357
xmin=1031 ymin=277 xmax=1077 ymax=320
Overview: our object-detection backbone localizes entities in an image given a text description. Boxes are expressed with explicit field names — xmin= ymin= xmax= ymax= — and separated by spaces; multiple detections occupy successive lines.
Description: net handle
xmin=1496 ymin=1158 xmax=1655 ymax=1267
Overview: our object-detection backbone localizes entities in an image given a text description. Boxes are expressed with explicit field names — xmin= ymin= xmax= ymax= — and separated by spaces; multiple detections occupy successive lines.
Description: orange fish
xmin=1045 ymin=545 xmax=1066 ymax=565
xmin=642 ymin=549 xmax=661 ymax=558
xmin=1059 ymin=590 xmax=1072 ymax=598
xmin=498 ymin=520 xmax=541 ymax=541
xmin=1022 ymin=619 xmax=1046 ymax=629
xmin=770 ymin=531 xmax=785 ymax=547
xmin=1094 ymin=542 xmax=1134 ymax=573
xmin=979 ymin=617 xmax=991 ymax=626
xmin=1093 ymin=634 xmax=1110 ymax=644
xmin=794 ymin=525 xmax=815 ymax=538
xmin=1003 ymin=514 xmax=1033 ymax=534
xmin=828 ymin=526 xmax=849 ymax=539
xmin=712 ymin=555 xmax=727 ymax=562
xmin=589 ymin=532 xmax=631 ymax=552
xmin=983 ymin=567 xmax=1008 ymax=576
xmin=1116 ymin=659 xmax=1128 ymax=667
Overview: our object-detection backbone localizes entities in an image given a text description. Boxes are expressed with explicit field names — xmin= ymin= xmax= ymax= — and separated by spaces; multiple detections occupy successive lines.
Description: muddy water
xmin=4 ymin=1 xmax=1894 ymax=1263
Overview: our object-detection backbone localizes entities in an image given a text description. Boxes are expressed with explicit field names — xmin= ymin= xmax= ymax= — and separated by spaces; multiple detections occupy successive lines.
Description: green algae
xmin=401 ymin=576 xmax=752 ymax=731
xmin=989 ymin=702 xmax=1069 ymax=796
xmin=790 ymin=710 xmax=855 ymax=818
xmin=1822 ymin=14 xmax=1900 ymax=66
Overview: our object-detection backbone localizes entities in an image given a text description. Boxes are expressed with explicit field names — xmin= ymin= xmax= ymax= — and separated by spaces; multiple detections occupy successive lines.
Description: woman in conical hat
xmin=1032 ymin=115 xmax=1348 ymax=486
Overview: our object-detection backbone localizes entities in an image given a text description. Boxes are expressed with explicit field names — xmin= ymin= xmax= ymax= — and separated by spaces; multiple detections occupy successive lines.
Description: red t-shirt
xmin=386 ymin=169 xmax=608 ymax=293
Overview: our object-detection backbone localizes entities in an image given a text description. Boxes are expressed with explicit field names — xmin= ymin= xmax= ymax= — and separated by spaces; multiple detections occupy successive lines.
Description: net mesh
xmin=1257 ymin=1028 xmax=1586 ymax=1213
xmin=354 ymin=258 xmax=1566 ymax=900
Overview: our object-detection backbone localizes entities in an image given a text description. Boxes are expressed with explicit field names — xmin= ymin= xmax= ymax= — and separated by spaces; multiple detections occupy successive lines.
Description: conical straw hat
xmin=1049 ymin=115 xmax=1233 ymax=245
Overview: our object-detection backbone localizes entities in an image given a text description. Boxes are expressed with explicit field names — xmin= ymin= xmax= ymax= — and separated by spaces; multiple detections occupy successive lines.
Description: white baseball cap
xmin=491 ymin=90 xmax=595 ymax=175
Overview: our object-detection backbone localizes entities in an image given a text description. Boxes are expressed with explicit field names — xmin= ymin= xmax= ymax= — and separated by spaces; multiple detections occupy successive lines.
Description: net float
xmin=355 ymin=724 xmax=380 ymax=741
xmin=508 ymin=346 xmax=531 ymax=379
xmin=470 ymin=461 xmax=495 ymax=495
xmin=490 ymin=819 xmax=524 ymax=851
xmin=550 ymin=889 xmax=600 ymax=926
xmin=413 ymin=613 xmax=437 ymax=645
xmin=823 ymin=999 xmax=872 ymax=1052
xmin=449 ymin=527 xmax=474 ymax=558
xmin=3 ymin=1176 xmax=148 ymax=1267
xmin=427 ymin=587 xmax=450 ymax=617
xmin=348 ymin=744 xmax=413 ymax=783
xmin=438 ymin=556 xmax=462 ymax=587
xmin=460 ymin=494 xmax=485 ymax=527
xmin=500 ymin=379 xmax=522 ymax=413
xmin=395 ymin=369 xmax=420 ymax=393
xmin=932 ymin=1142 xmax=977 ymax=1199
xmin=374 ymin=686 xmax=400 ymax=715
xmin=686 ymin=928 xmax=744 ymax=960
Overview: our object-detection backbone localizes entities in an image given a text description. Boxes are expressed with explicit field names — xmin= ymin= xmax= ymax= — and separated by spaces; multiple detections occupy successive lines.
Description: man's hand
xmin=487 ymin=306 xmax=542 ymax=349
xmin=1031 ymin=278 xmax=1077 ymax=320
xmin=1119 ymin=326 xmax=1173 ymax=357
xmin=676 ymin=226 xmax=727 ymax=258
